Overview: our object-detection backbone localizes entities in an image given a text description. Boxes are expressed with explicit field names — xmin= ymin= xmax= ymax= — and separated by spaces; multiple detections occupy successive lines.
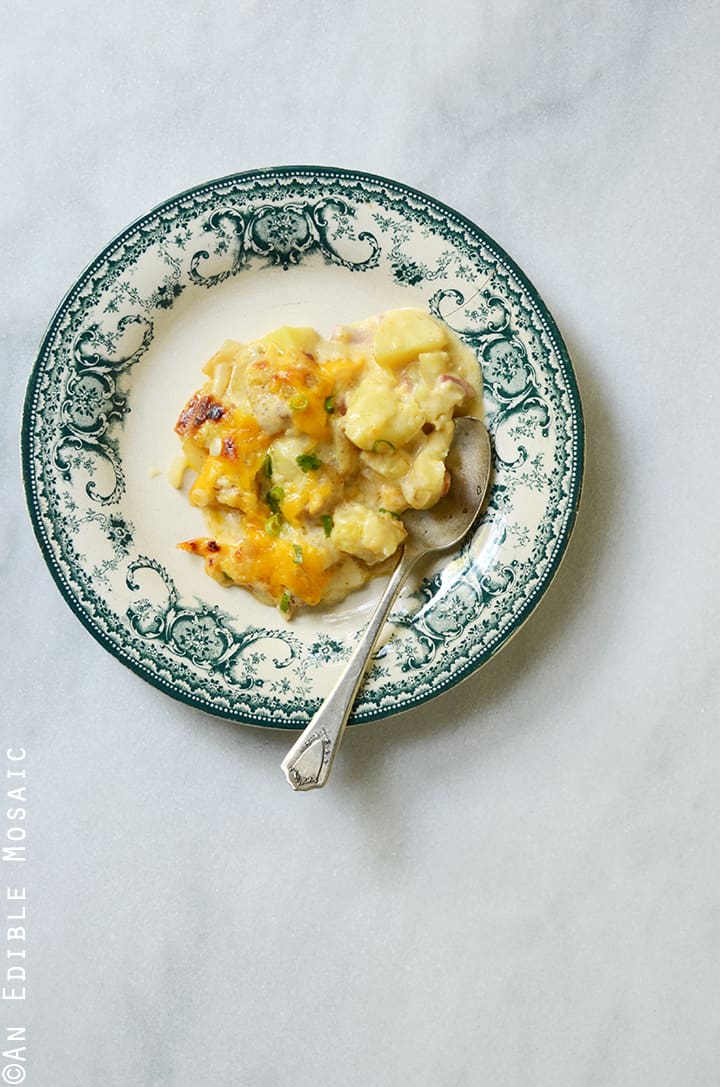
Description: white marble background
xmin=2 ymin=2 xmax=720 ymax=1084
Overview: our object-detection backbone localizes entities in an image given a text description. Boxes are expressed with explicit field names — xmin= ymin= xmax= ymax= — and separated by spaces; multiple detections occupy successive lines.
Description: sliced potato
xmin=259 ymin=326 xmax=320 ymax=355
xmin=373 ymin=309 xmax=447 ymax=370
xmin=343 ymin=372 xmax=424 ymax=450
xmin=332 ymin=503 xmax=406 ymax=564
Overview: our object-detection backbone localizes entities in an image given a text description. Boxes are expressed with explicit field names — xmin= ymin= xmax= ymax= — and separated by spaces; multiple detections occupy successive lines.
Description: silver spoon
xmin=281 ymin=417 xmax=492 ymax=791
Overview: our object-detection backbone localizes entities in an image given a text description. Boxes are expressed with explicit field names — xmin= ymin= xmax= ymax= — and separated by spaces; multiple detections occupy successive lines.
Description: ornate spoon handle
xmin=281 ymin=547 xmax=417 ymax=790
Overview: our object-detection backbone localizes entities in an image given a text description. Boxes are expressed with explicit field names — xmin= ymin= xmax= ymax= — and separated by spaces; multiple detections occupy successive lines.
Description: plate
xmin=22 ymin=166 xmax=584 ymax=728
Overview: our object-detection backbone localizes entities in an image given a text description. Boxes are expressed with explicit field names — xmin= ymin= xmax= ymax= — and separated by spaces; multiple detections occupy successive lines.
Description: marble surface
xmin=2 ymin=2 xmax=720 ymax=1083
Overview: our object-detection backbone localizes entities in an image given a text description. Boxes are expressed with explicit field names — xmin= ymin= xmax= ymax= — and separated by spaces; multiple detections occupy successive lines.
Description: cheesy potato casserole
xmin=174 ymin=308 xmax=482 ymax=616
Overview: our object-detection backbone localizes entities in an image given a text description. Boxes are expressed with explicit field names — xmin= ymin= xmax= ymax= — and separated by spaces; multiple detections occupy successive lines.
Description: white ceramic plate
xmin=22 ymin=167 xmax=584 ymax=728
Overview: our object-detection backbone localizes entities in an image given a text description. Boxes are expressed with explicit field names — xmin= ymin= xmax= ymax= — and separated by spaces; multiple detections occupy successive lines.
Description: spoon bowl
xmin=402 ymin=416 xmax=493 ymax=558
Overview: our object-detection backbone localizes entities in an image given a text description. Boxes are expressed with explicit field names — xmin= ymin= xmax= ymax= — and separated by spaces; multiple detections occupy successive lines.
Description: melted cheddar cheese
xmin=174 ymin=309 xmax=482 ymax=616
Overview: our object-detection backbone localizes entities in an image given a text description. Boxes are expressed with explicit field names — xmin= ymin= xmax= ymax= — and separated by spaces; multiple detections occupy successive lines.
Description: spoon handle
xmin=281 ymin=548 xmax=417 ymax=791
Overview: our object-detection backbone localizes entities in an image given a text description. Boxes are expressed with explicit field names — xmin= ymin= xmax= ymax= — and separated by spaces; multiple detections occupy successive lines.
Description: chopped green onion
xmin=372 ymin=439 xmax=396 ymax=453
xmin=324 ymin=395 xmax=335 ymax=413
xmin=266 ymin=485 xmax=284 ymax=514
xmin=321 ymin=514 xmax=333 ymax=537
xmin=279 ymin=591 xmax=292 ymax=614
xmin=263 ymin=453 xmax=273 ymax=477
xmin=296 ymin=452 xmax=321 ymax=472
xmin=379 ymin=507 xmax=402 ymax=519
xmin=293 ymin=544 xmax=304 ymax=565
xmin=265 ymin=514 xmax=282 ymax=537
xmin=289 ymin=393 xmax=308 ymax=411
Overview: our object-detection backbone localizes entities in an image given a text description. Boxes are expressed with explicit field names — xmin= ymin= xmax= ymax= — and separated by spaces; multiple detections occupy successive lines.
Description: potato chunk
xmin=373 ymin=309 xmax=447 ymax=370
xmin=342 ymin=372 xmax=424 ymax=450
xmin=332 ymin=503 xmax=406 ymax=564
xmin=259 ymin=326 xmax=320 ymax=355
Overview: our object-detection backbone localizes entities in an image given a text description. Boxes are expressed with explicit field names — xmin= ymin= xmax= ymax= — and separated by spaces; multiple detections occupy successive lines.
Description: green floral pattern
xmin=189 ymin=197 xmax=380 ymax=285
xmin=22 ymin=167 xmax=583 ymax=728
xmin=52 ymin=315 xmax=153 ymax=506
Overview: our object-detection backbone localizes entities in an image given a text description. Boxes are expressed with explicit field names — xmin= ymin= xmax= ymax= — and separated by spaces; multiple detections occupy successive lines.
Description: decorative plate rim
xmin=21 ymin=164 xmax=585 ymax=729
